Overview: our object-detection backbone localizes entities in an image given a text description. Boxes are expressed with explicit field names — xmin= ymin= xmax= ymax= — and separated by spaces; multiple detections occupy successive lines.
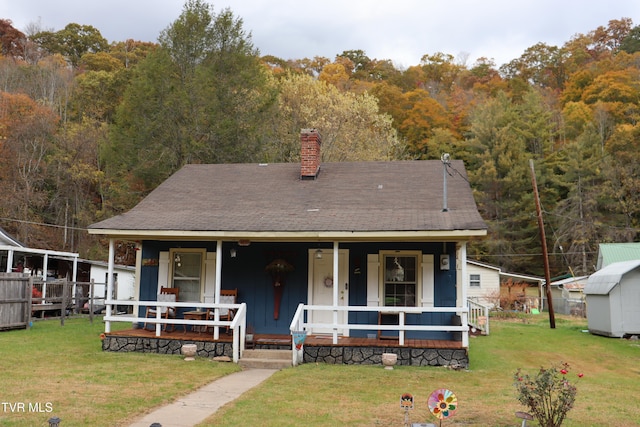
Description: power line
xmin=0 ymin=217 xmax=89 ymax=232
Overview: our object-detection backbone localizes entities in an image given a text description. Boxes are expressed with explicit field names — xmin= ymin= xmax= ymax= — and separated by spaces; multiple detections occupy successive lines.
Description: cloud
xmin=5 ymin=0 xmax=640 ymax=68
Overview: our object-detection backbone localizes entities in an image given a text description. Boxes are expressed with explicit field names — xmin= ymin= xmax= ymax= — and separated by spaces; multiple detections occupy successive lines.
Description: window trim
xmin=379 ymin=250 xmax=421 ymax=307
xmin=169 ymin=248 xmax=206 ymax=302
xmin=469 ymin=273 xmax=481 ymax=287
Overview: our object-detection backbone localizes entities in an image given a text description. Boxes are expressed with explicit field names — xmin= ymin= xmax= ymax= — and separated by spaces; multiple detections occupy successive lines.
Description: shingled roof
xmin=89 ymin=160 xmax=486 ymax=241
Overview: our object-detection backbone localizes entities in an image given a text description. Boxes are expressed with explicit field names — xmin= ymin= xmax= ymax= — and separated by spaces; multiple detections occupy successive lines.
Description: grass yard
xmin=1 ymin=314 xmax=639 ymax=426
xmin=200 ymin=315 xmax=640 ymax=427
xmin=0 ymin=318 xmax=240 ymax=427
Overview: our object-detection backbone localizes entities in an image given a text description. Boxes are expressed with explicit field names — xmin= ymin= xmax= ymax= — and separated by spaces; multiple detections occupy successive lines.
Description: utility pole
xmin=529 ymin=159 xmax=556 ymax=329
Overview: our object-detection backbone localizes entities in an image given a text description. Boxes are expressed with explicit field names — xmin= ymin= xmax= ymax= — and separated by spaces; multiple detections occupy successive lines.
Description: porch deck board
xmin=105 ymin=328 xmax=463 ymax=349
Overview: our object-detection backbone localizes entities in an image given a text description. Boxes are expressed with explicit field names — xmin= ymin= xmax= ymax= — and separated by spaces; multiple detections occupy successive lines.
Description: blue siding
xmin=138 ymin=240 xmax=459 ymax=337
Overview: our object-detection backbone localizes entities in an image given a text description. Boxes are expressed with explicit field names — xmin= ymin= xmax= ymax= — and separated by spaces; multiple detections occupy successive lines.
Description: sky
xmin=3 ymin=0 xmax=640 ymax=68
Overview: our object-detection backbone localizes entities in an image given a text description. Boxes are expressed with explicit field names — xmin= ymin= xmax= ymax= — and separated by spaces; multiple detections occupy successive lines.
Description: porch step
xmin=239 ymin=349 xmax=292 ymax=369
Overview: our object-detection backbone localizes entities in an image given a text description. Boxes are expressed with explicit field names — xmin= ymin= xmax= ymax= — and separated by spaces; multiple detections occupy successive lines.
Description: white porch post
xmin=41 ymin=253 xmax=48 ymax=299
xmin=213 ymin=240 xmax=222 ymax=340
xmin=458 ymin=242 xmax=469 ymax=348
xmin=72 ymin=257 xmax=78 ymax=282
xmin=133 ymin=241 xmax=142 ymax=319
xmin=459 ymin=242 xmax=468 ymax=305
xmin=6 ymin=249 xmax=13 ymax=272
xmin=42 ymin=253 xmax=48 ymax=281
xmin=105 ymin=239 xmax=115 ymax=333
xmin=332 ymin=241 xmax=339 ymax=343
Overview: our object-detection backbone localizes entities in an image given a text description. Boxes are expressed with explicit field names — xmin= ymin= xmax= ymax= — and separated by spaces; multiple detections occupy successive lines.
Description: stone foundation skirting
xmin=303 ymin=345 xmax=469 ymax=369
xmin=102 ymin=336 xmax=468 ymax=369
xmin=102 ymin=336 xmax=233 ymax=358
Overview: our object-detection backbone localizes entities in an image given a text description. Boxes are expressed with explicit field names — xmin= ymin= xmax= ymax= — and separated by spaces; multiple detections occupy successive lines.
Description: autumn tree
xmin=45 ymin=119 xmax=106 ymax=253
xmin=0 ymin=92 xmax=58 ymax=246
xmin=398 ymin=89 xmax=453 ymax=157
xmin=264 ymin=72 xmax=402 ymax=163
xmin=0 ymin=19 xmax=27 ymax=60
xmin=419 ymin=52 xmax=464 ymax=95
xmin=108 ymin=39 xmax=157 ymax=68
xmin=500 ymin=43 xmax=568 ymax=91
xmin=31 ymin=23 xmax=109 ymax=67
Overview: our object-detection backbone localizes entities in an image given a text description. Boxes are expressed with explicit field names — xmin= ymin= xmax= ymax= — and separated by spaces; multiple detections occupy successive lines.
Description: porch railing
xmin=289 ymin=304 xmax=469 ymax=366
xmin=467 ymin=299 xmax=490 ymax=335
xmin=102 ymin=300 xmax=247 ymax=363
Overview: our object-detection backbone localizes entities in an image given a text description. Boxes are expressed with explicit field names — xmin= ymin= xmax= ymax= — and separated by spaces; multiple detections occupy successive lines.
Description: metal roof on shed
xmin=585 ymin=260 xmax=640 ymax=295
xmin=596 ymin=243 xmax=640 ymax=269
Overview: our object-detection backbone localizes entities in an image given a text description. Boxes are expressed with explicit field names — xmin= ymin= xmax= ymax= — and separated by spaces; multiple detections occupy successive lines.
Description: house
xmin=80 ymin=259 xmax=136 ymax=313
xmin=466 ymin=260 xmax=500 ymax=307
xmin=584 ymin=260 xmax=640 ymax=338
xmin=0 ymin=227 xmax=23 ymax=247
xmin=549 ymin=275 xmax=587 ymax=317
xmin=596 ymin=242 xmax=640 ymax=270
xmin=0 ymin=227 xmax=79 ymax=281
xmin=466 ymin=259 xmax=545 ymax=311
xmin=0 ymin=227 xmax=135 ymax=314
xmin=88 ymin=129 xmax=488 ymax=366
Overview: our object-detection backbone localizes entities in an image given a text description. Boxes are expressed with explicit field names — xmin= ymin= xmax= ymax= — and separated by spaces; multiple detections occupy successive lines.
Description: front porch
xmin=102 ymin=327 xmax=469 ymax=368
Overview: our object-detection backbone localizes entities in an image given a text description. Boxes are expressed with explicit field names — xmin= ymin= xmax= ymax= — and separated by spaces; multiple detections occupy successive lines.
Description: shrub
xmin=513 ymin=362 xmax=581 ymax=427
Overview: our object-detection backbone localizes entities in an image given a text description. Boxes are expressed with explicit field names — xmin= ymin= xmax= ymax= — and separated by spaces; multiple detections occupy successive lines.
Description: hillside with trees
xmin=1 ymin=0 xmax=638 ymax=275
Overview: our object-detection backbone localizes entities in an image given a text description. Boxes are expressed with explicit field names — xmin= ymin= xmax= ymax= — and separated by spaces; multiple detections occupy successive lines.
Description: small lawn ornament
xmin=427 ymin=388 xmax=457 ymax=426
xmin=292 ymin=330 xmax=307 ymax=350
xmin=400 ymin=393 xmax=414 ymax=427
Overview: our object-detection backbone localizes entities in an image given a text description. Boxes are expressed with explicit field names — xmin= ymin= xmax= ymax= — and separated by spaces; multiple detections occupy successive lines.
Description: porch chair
xmin=144 ymin=287 xmax=179 ymax=332
xmin=206 ymin=288 xmax=238 ymax=334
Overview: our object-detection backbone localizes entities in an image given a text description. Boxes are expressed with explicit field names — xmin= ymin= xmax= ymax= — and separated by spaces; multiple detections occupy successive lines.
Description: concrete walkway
xmin=128 ymin=368 xmax=278 ymax=427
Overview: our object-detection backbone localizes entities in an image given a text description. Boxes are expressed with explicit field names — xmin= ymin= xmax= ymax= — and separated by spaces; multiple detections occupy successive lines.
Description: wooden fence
xmin=0 ymin=273 xmax=32 ymax=331
xmin=0 ymin=274 xmax=104 ymax=330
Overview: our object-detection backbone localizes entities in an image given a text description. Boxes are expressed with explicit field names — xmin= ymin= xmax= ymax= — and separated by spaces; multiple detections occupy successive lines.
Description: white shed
xmin=584 ymin=260 xmax=640 ymax=338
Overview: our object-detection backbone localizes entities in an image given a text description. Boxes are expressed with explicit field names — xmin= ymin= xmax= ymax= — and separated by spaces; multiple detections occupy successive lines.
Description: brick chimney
xmin=300 ymin=128 xmax=321 ymax=179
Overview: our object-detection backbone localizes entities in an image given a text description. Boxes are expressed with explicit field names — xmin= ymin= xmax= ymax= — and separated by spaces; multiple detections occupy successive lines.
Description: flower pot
xmin=181 ymin=344 xmax=197 ymax=361
xmin=382 ymin=352 xmax=397 ymax=370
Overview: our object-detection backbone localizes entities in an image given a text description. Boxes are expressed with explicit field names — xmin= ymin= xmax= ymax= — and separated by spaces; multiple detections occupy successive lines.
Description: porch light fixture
xmin=230 ymin=248 xmax=237 ymax=258
xmin=315 ymin=249 xmax=323 ymax=259
xmin=238 ymin=239 xmax=251 ymax=246
xmin=174 ymin=254 xmax=181 ymax=267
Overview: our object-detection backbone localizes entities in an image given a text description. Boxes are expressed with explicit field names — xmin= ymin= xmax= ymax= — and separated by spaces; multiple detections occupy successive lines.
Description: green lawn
xmin=1 ymin=315 xmax=638 ymax=426
xmin=0 ymin=318 xmax=239 ymax=427
xmin=200 ymin=315 xmax=640 ymax=427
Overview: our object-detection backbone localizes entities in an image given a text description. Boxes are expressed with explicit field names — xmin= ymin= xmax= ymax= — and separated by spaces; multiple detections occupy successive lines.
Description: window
xmin=470 ymin=273 xmax=481 ymax=287
xmin=170 ymin=249 xmax=204 ymax=302
xmin=382 ymin=253 xmax=418 ymax=307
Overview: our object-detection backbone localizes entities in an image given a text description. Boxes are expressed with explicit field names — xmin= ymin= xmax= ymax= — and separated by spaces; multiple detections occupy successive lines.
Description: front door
xmin=309 ymin=249 xmax=349 ymax=335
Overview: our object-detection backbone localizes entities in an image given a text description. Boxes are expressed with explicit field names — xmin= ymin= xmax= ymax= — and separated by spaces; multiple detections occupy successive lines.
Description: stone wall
xmin=102 ymin=336 xmax=233 ymax=358
xmin=102 ymin=336 xmax=468 ymax=369
xmin=303 ymin=345 xmax=469 ymax=369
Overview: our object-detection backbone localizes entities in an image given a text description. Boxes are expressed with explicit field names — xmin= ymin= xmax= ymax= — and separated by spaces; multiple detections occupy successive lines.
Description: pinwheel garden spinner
xmin=428 ymin=388 xmax=457 ymax=425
